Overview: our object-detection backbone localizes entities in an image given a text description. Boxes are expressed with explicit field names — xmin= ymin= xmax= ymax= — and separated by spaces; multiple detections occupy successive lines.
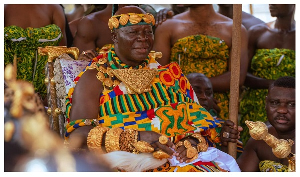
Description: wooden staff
xmin=228 ymin=4 xmax=242 ymax=159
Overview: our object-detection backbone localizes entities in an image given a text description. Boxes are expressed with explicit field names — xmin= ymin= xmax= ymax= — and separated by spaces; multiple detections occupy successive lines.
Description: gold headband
xmin=108 ymin=13 xmax=155 ymax=31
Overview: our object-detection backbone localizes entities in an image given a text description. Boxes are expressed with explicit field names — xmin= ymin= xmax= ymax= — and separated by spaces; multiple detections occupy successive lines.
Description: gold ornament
xmin=38 ymin=46 xmax=79 ymax=62
xmin=132 ymin=141 xmax=154 ymax=153
xmin=191 ymin=133 xmax=208 ymax=152
xmin=119 ymin=14 xmax=130 ymax=25
xmin=184 ymin=140 xmax=197 ymax=159
xmin=4 ymin=121 xmax=15 ymax=142
xmin=110 ymin=17 xmax=119 ymax=29
xmin=287 ymin=153 xmax=295 ymax=172
xmin=175 ymin=141 xmax=183 ymax=148
xmin=159 ymin=135 xmax=168 ymax=145
xmin=153 ymin=150 xmax=170 ymax=160
xmin=129 ymin=14 xmax=142 ymax=24
xmin=246 ymin=120 xmax=294 ymax=159
xmin=245 ymin=120 xmax=268 ymax=140
xmin=87 ymin=126 xmax=110 ymax=153
xmin=111 ymin=69 xmax=158 ymax=94
xmin=108 ymin=13 xmax=155 ymax=31
xmin=105 ymin=127 xmax=123 ymax=153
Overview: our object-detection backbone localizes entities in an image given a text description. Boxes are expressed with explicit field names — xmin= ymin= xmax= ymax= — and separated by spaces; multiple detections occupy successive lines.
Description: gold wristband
xmin=191 ymin=133 xmax=208 ymax=152
xmin=119 ymin=129 xmax=138 ymax=152
xmin=87 ymin=126 xmax=110 ymax=153
xmin=105 ymin=127 xmax=123 ymax=153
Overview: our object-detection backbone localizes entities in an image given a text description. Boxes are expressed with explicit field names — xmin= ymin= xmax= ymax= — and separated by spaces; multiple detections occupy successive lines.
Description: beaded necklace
xmin=108 ymin=47 xmax=150 ymax=69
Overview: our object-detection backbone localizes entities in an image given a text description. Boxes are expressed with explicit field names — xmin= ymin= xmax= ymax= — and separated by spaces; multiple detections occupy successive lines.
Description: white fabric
xmin=38 ymin=33 xmax=62 ymax=42
xmin=168 ymin=147 xmax=241 ymax=172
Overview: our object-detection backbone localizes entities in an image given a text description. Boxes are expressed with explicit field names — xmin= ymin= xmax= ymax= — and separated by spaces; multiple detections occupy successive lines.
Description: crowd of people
xmin=4 ymin=4 xmax=295 ymax=172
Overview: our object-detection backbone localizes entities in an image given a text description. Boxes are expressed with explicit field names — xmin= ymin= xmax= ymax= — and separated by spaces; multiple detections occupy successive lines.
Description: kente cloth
xmin=239 ymin=48 xmax=295 ymax=145
xmin=170 ymin=34 xmax=230 ymax=120
xmin=259 ymin=160 xmax=288 ymax=172
xmin=65 ymin=46 xmax=237 ymax=172
xmin=4 ymin=24 xmax=63 ymax=99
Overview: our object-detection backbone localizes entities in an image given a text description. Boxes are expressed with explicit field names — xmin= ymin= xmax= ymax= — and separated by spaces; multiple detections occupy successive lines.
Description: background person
xmin=239 ymin=4 xmax=295 ymax=145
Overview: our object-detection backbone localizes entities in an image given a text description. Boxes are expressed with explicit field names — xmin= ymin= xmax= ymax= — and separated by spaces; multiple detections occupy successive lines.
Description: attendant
xmin=239 ymin=4 xmax=295 ymax=145
xmin=223 ymin=76 xmax=295 ymax=172
xmin=4 ymin=4 xmax=67 ymax=102
xmin=152 ymin=4 xmax=248 ymax=120
xmin=187 ymin=73 xmax=243 ymax=156
xmin=217 ymin=4 xmax=265 ymax=30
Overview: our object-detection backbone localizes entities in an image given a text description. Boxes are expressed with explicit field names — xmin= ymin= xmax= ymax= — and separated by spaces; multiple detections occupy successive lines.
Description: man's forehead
xmin=119 ymin=24 xmax=152 ymax=31
xmin=268 ymin=87 xmax=295 ymax=99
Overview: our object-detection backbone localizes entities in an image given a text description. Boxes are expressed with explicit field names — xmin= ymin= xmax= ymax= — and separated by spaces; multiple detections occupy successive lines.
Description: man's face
xmin=266 ymin=86 xmax=295 ymax=133
xmin=269 ymin=4 xmax=295 ymax=17
xmin=189 ymin=77 xmax=214 ymax=111
xmin=114 ymin=24 xmax=154 ymax=65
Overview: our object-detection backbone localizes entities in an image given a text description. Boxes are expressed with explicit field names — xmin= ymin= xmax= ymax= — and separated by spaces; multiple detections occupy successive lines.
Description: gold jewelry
xmin=108 ymin=13 xmax=155 ymax=31
xmin=186 ymin=153 xmax=198 ymax=163
xmin=152 ymin=150 xmax=170 ymax=160
xmin=246 ymin=120 xmax=294 ymax=158
xmin=184 ymin=140 xmax=198 ymax=159
xmin=87 ymin=126 xmax=110 ymax=153
xmin=111 ymin=69 xmax=158 ymax=94
xmin=105 ymin=127 xmax=123 ymax=153
xmin=132 ymin=141 xmax=154 ymax=153
xmin=175 ymin=141 xmax=183 ymax=148
xmin=119 ymin=129 xmax=138 ymax=152
xmin=191 ymin=133 xmax=208 ymax=152
xmin=159 ymin=135 xmax=168 ymax=145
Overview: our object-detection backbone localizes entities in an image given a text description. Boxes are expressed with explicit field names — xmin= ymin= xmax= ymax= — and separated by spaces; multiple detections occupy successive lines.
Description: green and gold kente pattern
xmin=259 ymin=160 xmax=288 ymax=172
xmin=239 ymin=48 xmax=295 ymax=145
xmin=4 ymin=24 xmax=63 ymax=99
xmin=170 ymin=34 xmax=230 ymax=120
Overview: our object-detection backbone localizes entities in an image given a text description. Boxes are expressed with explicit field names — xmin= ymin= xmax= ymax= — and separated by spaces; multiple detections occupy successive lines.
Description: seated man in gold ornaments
xmin=64 ymin=6 xmax=240 ymax=172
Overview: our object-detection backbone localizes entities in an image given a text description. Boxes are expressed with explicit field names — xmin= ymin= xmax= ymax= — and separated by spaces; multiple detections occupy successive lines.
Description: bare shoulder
xmin=248 ymin=23 xmax=268 ymax=35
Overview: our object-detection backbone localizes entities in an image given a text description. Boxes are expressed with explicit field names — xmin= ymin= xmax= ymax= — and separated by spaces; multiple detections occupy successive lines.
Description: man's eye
xmin=270 ymin=100 xmax=279 ymax=105
xmin=288 ymin=102 xmax=295 ymax=107
xmin=146 ymin=30 xmax=153 ymax=34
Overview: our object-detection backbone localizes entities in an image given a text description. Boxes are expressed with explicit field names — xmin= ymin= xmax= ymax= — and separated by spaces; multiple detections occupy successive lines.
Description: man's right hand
xmin=78 ymin=49 xmax=98 ymax=61
xmin=220 ymin=120 xmax=243 ymax=147
xmin=155 ymin=8 xmax=174 ymax=27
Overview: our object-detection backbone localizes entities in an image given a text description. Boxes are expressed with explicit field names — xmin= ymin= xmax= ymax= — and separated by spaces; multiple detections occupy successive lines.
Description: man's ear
xmin=111 ymin=30 xmax=118 ymax=43
xmin=265 ymin=96 xmax=268 ymax=109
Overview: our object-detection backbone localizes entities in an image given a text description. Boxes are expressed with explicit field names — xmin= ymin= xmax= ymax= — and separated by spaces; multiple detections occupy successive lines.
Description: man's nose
xmin=277 ymin=104 xmax=288 ymax=113
xmin=137 ymin=31 xmax=148 ymax=41
xmin=198 ymin=93 xmax=207 ymax=100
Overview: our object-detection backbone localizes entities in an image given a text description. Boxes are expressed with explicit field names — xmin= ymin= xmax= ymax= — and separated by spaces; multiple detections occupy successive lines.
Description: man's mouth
xmin=274 ymin=116 xmax=289 ymax=124
xmin=134 ymin=48 xmax=148 ymax=53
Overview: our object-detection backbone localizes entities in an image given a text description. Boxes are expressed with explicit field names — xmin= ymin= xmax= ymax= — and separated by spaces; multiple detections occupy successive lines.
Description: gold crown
xmin=108 ymin=13 xmax=155 ymax=31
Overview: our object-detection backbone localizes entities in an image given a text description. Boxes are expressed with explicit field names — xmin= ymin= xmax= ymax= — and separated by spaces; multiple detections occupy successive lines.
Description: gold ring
xmin=175 ymin=141 xmax=183 ymax=148
xmin=223 ymin=132 xmax=230 ymax=138
xmin=159 ymin=135 xmax=168 ymax=145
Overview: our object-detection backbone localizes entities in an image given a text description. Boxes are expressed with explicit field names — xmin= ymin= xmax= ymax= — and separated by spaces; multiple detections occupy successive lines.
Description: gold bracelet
xmin=105 ymin=127 xmax=123 ymax=153
xmin=191 ymin=133 xmax=208 ymax=152
xmin=87 ymin=126 xmax=110 ymax=153
xmin=119 ymin=129 xmax=138 ymax=152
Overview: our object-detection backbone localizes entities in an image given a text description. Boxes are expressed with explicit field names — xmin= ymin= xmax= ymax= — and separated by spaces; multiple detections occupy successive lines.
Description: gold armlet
xmin=119 ymin=129 xmax=138 ymax=152
xmin=191 ymin=133 xmax=208 ymax=152
xmin=105 ymin=127 xmax=123 ymax=153
xmin=87 ymin=126 xmax=110 ymax=153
